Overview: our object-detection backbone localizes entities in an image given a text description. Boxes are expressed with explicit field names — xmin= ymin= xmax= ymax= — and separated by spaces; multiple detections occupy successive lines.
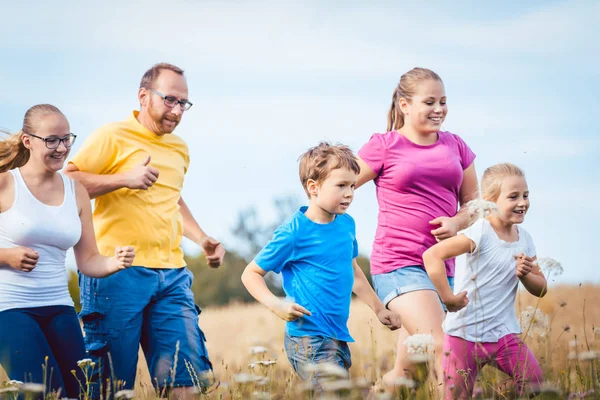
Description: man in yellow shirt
xmin=65 ymin=63 xmax=224 ymax=399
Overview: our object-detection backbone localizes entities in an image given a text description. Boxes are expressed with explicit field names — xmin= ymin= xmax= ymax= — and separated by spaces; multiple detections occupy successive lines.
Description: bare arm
xmin=241 ymin=261 xmax=311 ymax=321
xmin=517 ymin=255 xmax=547 ymax=297
xmin=179 ymin=197 xmax=225 ymax=267
xmin=72 ymin=181 xmax=135 ymax=277
xmin=352 ymin=259 xmax=402 ymax=330
xmin=355 ymin=157 xmax=378 ymax=189
xmin=430 ymin=163 xmax=479 ymax=240
xmin=64 ymin=156 xmax=158 ymax=199
xmin=423 ymin=234 xmax=474 ymax=312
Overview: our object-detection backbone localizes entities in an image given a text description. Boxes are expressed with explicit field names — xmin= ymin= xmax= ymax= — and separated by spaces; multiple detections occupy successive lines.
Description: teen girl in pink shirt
xmin=356 ymin=68 xmax=478 ymax=392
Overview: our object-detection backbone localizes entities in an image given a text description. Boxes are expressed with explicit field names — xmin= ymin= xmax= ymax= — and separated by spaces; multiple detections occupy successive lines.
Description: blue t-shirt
xmin=254 ymin=206 xmax=359 ymax=342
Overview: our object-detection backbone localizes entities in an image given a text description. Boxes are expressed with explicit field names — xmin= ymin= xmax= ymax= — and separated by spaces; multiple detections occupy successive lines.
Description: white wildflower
xmin=403 ymin=334 xmax=435 ymax=355
xmin=321 ymin=379 xmax=354 ymax=392
xmin=248 ymin=360 xmax=276 ymax=369
xmin=302 ymin=362 xmax=349 ymax=379
xmin=233 ymin=373 xmax=261 ymax=384
xmin=578 ymin=351 xmax=599 ymax=361
xmin=115 ymin=389 xmax=136 ymax=399
xmin=19 ymin=383 xmax=45 ymax=393
xmin=77 ymin=358 xmax=96 ymax=369
xmin=6 ymin=380 xmax=23 ymax=387
xmin=251 ymin=392 xmax=271 ymax=400
xmin=535 ymin=257 xmax=564 ymax=278
xmin=249 ymin=346 xmax=269 ymax=355
xmin=520 ymin=306 xmax=549 ymax=338
xmin=391 ymin=376 xmax=417 ymax=389
xmin=466 ymin=198 xmax=499 ymax=220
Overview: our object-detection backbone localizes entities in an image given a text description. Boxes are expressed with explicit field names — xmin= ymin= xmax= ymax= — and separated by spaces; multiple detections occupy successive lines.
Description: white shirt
xmin=443 ymin=218 xmax=536 ymax=342
xmin=0 ymin=169 xmax=82 ymax=312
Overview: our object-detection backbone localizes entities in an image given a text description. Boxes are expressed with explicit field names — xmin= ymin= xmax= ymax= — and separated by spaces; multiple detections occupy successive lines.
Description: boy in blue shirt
xmin=241 ymin=142 xmax=401 ymax=381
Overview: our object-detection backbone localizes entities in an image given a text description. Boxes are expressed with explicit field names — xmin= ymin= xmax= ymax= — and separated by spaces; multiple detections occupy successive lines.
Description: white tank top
xmin=0 ymin=168 xmax=82 ymax=312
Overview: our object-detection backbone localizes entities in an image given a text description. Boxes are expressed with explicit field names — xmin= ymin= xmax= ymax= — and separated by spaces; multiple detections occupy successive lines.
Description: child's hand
xmin=515 ymin=253 xmax=534 ymax=277
xmin=444 ymin=291 xmax=469 ymax=312
xmin=429 ymin=216 xmax=459 ymax=242
xmin=377 ymin=309 xmax=401 ymax=331
xmin=272 ymin=300 xmax=311 ymax=322
xmin=114 ymin=246 xmax=135 ymax=270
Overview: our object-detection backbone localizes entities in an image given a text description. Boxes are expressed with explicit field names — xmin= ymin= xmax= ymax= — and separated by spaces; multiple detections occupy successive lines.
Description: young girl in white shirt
xmin=423 ymin=163 xmax=546 ymax=399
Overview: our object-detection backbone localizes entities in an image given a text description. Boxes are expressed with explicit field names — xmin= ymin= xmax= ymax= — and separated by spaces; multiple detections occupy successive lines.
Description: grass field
xmin=1 ymin=284 xmax=599 ymax=399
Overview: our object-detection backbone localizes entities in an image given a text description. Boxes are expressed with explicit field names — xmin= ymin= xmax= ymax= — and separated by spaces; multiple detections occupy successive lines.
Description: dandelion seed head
xmin=403 ymin=333 xmax=435 ymax=355
xmin=115 ymin=389 xmax=136 ymax=399
xmin=321 ymin=379 xmax=354 ymax=392
xmin=535 ymin=257 xmax=564 ymax=278
xmin=519 ymin=306 xmax=549 ymax=337
xmin=302 ymin=362 xmax=348 ymax=379
xmin=249 ymin=346 xmax=269 ymax=355
xmin=578 ymin=351 xmax=599 ymax=361
xmin=391 ymin=376 xmax=417 ymax=389
xmin=466 ymin=198 xmax=500 ymax=220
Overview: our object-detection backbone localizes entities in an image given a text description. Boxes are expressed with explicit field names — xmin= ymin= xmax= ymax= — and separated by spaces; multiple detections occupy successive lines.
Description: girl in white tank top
xmin=0 ymin=105 xmax=135 ymax=398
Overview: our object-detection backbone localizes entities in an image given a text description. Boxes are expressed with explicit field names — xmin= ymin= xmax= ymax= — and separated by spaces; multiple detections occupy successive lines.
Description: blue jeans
xmin=284 ymin=333 xmax=352 ymax=381
xmin=0 ymin=306 xmax=86 ymax=399
xmin=79 ymin=267 xmax=212 ymax=398
xmin=372 ymin=265 xmax=455 ymax=311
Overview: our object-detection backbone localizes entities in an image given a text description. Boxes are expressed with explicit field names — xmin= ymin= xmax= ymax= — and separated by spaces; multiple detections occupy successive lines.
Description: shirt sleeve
xmin=357 ymin=133 xmax=387 ymax=176
xmin=69 ymin=127 xmax=119 ymax=175
xmin=451 ymin=133 xmax=476 ymax=170
xmin=254 ymin=225 xmax=294 ymax=274
xmin=459 ymin=218 xmax=486 ymax=253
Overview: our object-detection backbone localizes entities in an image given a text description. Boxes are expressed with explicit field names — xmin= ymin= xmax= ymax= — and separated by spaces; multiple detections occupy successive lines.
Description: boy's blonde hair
xmin=481 ymin=163 xmax=526 ymax=202
xmin=298 ymin=142 xmax=360 ymax=198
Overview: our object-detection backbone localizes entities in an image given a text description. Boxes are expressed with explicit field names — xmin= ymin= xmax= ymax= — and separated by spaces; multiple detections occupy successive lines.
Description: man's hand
xmin=377 ymin=309 xmax=402 ymax=331
xmin=123 ymin=155 xmax=159 ymax=190
xmin=443 ymin=291 xmax=469 ymax=312
xmin=515 ymin=252 xmax=535 ymax=277
xmin=3 ymin=247 xmax=39 ymax=272
xmin=429 ymin=216 xmax=460 ymax=242
xmin=201 ymin=236 xmax=225 ymax=268
xmin=272 ymin=300 xmax=312 ymax=322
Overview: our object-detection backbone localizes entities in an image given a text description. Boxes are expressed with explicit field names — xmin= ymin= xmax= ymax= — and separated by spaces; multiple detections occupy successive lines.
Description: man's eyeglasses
xmin=27 ymin=133 xmax=77 ymax=149
xmin=148 ymin=89 xmax=193 ymax=111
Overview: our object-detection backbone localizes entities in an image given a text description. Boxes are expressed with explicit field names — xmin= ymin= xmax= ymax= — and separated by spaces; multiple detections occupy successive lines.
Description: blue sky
xmin=1 ymin=0 xmax=598 ymax=284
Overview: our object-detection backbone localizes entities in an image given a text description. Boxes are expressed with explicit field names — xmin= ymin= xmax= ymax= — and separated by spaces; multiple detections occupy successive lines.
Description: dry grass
xmin=2 ymin=284 xmax=599 ymax=398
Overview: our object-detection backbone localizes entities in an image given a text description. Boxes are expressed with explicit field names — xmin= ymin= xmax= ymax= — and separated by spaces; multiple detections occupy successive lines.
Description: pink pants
xmin=443 ymin=333 xmax=543 ymax=399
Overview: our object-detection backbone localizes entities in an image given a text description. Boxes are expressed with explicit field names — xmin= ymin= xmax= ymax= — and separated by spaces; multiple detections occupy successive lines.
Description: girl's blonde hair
xmin=481 ymin=163 xmax=525 ymax=202
xmin=387 ymin=67 xmax=443 ymax=132
xmin=0 ymin=104 xmax=64 ymax=173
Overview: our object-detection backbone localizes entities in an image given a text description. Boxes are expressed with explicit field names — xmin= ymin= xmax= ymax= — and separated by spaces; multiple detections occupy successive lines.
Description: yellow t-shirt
xmin=69 ymin=111 xmax=190 ymax=269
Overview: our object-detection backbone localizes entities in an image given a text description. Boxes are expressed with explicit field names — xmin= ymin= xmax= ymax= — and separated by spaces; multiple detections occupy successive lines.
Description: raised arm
xmin=423 ymin=234 xmax=474 ymax=312
xmin=64 ymin=155 xmax=158 ymax=199
xmin=72 ymin=181 xmax=135 ymax=277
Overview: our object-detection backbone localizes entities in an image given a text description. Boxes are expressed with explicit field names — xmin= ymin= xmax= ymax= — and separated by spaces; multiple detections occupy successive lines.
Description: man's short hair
xmin=140 ymin=63 xmax=185 ymax=89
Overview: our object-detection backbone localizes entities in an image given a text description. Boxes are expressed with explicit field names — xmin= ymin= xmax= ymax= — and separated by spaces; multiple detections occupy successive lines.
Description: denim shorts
xmin=372 ymin=265 xmax=455 ymax=311
xmin=79 ymin=267 xmax=213 ymax=397
xmin=284 ymin=333 xmax=352 ymax=381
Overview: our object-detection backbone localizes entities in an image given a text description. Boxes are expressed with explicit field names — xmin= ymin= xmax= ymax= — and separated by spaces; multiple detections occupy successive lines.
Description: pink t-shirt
xmin=358 ymin=131 xmax=476 ymax=277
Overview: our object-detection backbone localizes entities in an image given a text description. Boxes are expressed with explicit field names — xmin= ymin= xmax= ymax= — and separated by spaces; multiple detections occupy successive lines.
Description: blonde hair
xmin=481 ymin=163 xmax=526 ymax=202
xmin=0 ymin=104 xmax=65 ymax=173
xmin=387 ymin=67 xmax=443 ymax=132
xmin=298 ymin=142 xmax=360 ymax=198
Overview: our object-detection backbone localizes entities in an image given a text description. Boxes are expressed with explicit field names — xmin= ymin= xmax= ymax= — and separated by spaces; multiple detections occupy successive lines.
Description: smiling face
xmin=22 ymin=112 xmax=72 ymax=172
xmin=493 ymin=175 xmax=530 ymax=225
xmin=139 ymin=69 xmax=189 ymax=135
xmin=400 ymin=79 xmax=447 ymax=135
